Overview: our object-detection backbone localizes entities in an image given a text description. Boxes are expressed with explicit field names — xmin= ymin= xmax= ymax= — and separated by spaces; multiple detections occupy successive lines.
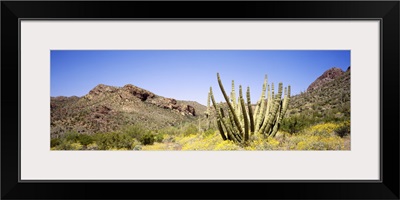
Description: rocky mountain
xmin=307 ymin=67 xmax=346 ymax=92
xmin=285 ymin=66 xmax=351 ymax=123
xmin=51 ymin=67 xmax=350 ymax=138
xmin=51 ymin=84 xmax=206 ymax=137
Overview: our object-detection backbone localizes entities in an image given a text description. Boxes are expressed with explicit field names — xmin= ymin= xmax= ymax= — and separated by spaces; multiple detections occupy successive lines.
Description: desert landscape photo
xmin=50 ymin=50 xmax=350 ymax=150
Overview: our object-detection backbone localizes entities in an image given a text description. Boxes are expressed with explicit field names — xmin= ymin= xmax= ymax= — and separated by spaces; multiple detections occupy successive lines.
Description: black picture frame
xmin=1 ymin=1 xmax=399 ymax=199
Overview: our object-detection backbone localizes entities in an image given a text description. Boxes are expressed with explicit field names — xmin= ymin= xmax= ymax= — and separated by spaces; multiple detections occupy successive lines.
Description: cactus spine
xmin=209 ymin=73 xmax=290 ymax=145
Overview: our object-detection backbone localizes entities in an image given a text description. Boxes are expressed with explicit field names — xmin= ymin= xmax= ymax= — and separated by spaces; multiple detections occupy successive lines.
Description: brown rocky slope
xmin=307 ymin=67 xmax=346 ymax=92
xmin=51 ymin=84 xmax=206 ymax=138
xmin=285 ymin=66 xmax=350 ymax=120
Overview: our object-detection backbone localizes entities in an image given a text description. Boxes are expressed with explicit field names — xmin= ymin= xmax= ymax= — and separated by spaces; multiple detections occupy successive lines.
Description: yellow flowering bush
xmin=214 ymin=140 xmax=242 ymax=150
xmin=305 ymin=123 xmax=340 ymax=137
xmin=141 ymin=142 xmax=177 ymax=150
xmin=294 ymin=135 xmax=343 ymax=150
xmin=245 ymin=136 xmax=282 ymax=150
xmin=70 ymin=142 xmax=83 ymax=150
xmin=179 ymin=133 xmax=224 ymax=150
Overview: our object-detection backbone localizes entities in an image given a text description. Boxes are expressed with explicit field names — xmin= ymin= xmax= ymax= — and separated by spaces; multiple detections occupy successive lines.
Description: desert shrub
xmin=94 ymin=132 xmax=134 ymax=150
xmin=305 ymin=122 xmax=339 ymax=137
xmin=334 ymin=121 xmax=350 ymax=137
xmin=182 ymin=124 xmax=198 ymax=136
xmin=70 ymin=142 xmax=84 ymax=150
xmin=86 ymin=142 xmax=99 ymax=150
xmin=77 ymin=134 xmax=94 ymax=146
xmin=281 ymin=116 xmax=306 ymax=134
xmin=133 ymin=144 xmax=142 ymax=150
xmin=65 ymin=131 xmax=80 ymax=141
xmin=283 ymin=135 xmax=306 ymax=150
xmin=214 ymin=140 xmax=241 ymax=150
xmin=54 ymin=140 xmax=74 ymax=150
xmin=295 ymin=135 xmax=343 ymax=150
xmin=51 ymin=138 xmax=61 ymax=147
xmin=140 ymin=133 xmax=155 ymax=145
xmin=61 ymin=131 xmax=94 ymax=147
xmin=203 ymin=128 xmax=216 ymax=137
xmin=161 ymin=134 xmax=175 ymax=143
xmin=158 ymin=126 xmax=180 ymax=136
xmin=246 ymin=137 xmax=281 ymax=150
xmin=51 ymin=131 xmax=84 ymax=150
xmin=154 ymin=133 xmax=164 ymax=143
xmin=141 ymin=142 xmax=177 ymax=150
xmin=176 ymin=132 xmax=228 ymax=150
xmin=122 ymin=125 xmax=147 ymax=140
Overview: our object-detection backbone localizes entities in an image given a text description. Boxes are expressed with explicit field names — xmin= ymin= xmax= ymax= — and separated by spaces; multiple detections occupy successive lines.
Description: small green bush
xmin=281 ymin=116 xmax=305 ymax=134
xmin=51 ymin=138 xmax=61 ymax=147
xmin=94 ymin=132 xmax=133 ymax=150
xmin=203 ymin=129 xmax=216 ymax=136
xmin=334 ymin=122 xmax=350 ymax=137
xmin=123 ymin=125 xmax=147 ymax=139
xmin=65 ymin=131 xmax=80 ymax=141
xmin=140 ymin=133 xmax=155 ymax=145
xmin=154 ymin=133 xmax=164 ymax=143
xmin=182 ymin=124 xmax=198 ymax=136
xmin=55 ymin=140 xmax=73 ymax=150
xmin=77 ymin=134 xmax=94 ymax=146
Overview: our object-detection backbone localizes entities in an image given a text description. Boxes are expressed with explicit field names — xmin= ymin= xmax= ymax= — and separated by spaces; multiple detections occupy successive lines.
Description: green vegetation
xmin=51 ymin=69 xmax=351 ymax=151
xmin=208 ymin=73 xmax=290 ymax=145
xmin=52 ymin=125 xmax=155 ymax=150
xmin=51 ymin=120 xmax=350 ymax=151
xmin=334 ymin=121 xmax=350 ymax=138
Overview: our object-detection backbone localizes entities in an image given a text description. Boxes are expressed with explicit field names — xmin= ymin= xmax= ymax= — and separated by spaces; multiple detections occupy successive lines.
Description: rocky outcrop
xmin=307 ymin=67 xmax=344 ymax=92
xmin=51 ymin=83 xmax=202 ymax=136
xmin=122 ymin=84 xmax=155 ymax=101
xmin=150 ymin=97 xmax=196 ymax=116
xmin=178 ymin=104 xmax=196 ymax=116
xmin=85 ymin=84 xmax=118 ymax=100
xmin=88 ymin=84 xmax=118 ymax=95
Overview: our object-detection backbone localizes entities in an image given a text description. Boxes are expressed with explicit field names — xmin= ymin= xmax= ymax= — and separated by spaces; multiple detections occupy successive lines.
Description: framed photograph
xmin=2 ymin=1 xmax=399 ymax=199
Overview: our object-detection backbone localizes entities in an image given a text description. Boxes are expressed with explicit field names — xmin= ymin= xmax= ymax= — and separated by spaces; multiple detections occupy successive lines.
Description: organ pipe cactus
xmin=209 ymin=73 xmax=290 ymax=145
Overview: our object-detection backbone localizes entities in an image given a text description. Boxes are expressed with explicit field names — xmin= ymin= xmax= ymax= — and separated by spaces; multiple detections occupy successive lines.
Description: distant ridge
xmin=285 ymin=66 xmax=350 ymax=121
xmin=51 ymin=84 xmax=206 ymax=137
xmin=307 ymin=67 xmax=346 ymax=92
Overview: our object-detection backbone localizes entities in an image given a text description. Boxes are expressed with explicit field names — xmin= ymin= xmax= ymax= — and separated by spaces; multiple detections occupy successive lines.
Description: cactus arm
xmin=258 ymin=83 xmax=283 ymax=135
xmin=223 ymin=118 xmax=238 ymax=142
xmin=217 ymin=73 xmax=243 ymax=133
xmin=237 ymin=98 xmax=243 ymax=128
xmin=280 ymin=86 xmax=290 ymax=121
xmin=255 ymin=97 xmax=267 ymax=133
xmin=246 ymin=86 xmax=255 ymax=133
xmin=210 ymin=87 xmax=230 ymax=140
xmin=231 ymin=80 xmax=237 ymax=109
xmin=227 ymin=109 xmax=239 ymax=134
xmin=263 ymin=100 xmax=280 ymax=136
xmin=271 ymin=83 xmax=275 ymax=99
xmin=209 ymin=87 xmax=218 ymax=112
xmin=221 ymin=112 xmax=242 ymax=143
xmin=223 ymin=107 xmax=243 ymax=142
xmin=216 ymin=119 xmax=227 ymax=140
xmin=206 ymin=91 xmax=211 ymax=116
xmin=220 ymin=107 xmax=239 ymax=142
xmin=270 ymin=85 xmax=291 ymax=137
xmin=253 ymin=100 xmax=261 ymax=122
xmin=265 ymin=85 xmax=272 ymax=117
xmin=239 ymin=86 xmax=249 ymax=142
xmin=262 ymin=84 xmax=273 ymax=131
xmin=269 ymin=101 xmax=283 ymax=137
xmin=254 ymin=75 xmax=268 ymax=132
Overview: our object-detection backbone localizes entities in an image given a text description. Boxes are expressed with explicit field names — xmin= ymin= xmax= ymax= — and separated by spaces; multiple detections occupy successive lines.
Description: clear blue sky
xmin=51 ymin=50 xmax=350 ymax=106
